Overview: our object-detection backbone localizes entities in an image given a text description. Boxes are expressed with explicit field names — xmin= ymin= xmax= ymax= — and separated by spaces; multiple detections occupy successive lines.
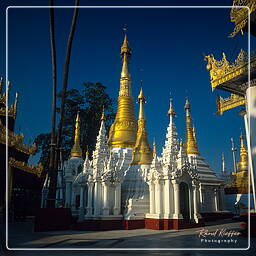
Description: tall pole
xmin=221 ymin=152 xmax=225 ymax=174
xmin=47 ymin=0 xmax=57 ymax=208
xmin=231 ymin=137 xmax=237 ymax=173
xmin=52 ymin=0 xmax=80 ymax=207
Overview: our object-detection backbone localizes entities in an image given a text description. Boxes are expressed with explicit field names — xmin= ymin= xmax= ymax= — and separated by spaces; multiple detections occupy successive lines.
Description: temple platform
xmin=145 ymin=218 xmax=204 ymax=230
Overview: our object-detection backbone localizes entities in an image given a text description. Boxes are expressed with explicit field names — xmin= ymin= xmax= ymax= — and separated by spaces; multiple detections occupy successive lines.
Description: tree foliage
xmin=34 ymin=82 xmax=115 ymax=173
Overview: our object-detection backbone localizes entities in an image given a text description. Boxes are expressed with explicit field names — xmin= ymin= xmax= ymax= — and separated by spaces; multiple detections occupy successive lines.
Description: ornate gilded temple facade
xmin=0 ymin=78 xmax=43 ymax=218
xmin=53 ymin=34 xmax=225 ymax=230
xmin=205 ymin=0 xmax=256 ymax=210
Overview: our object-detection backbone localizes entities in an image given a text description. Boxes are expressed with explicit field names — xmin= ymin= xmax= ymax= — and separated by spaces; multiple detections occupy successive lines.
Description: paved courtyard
xmin=1 ymin=219 xmax=256 ymax=256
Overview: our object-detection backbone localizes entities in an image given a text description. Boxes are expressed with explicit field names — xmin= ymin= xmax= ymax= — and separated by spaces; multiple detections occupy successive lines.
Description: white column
xmin=71 ymin=187 xmax=76 ymax=210
xmin=65 ymin=181 xmax=72 ymax=208
xmin=164 ymin=179 xmax=171 ymax=216
xmin=244 ymin=86 xmax=256 ymax=210
xmin=219 ymin=185 xmax=225 ymax=210
xmin=199 ymin=184 xmax=204 ymax=211
xmin=86 ymin=182 xmax=93 ymax=216
xmin=155 ymin=180 xmax=163 ymax=215
xmin=193 ymin=183 xmax=201 ymax=223
xmin=172 ymin=180 xmax=182 ymax=219
xmin=114 ymin=183 xmax=121 ymax=215
xmin=93 ymin=181 xmax=100 ymax=216
xmin=214 ymin=188 xmax=219 ymax=211
xmin=78 ymin=186 xmax=84 ymax=222
xmin=149 ymin=182 xmax=155 ymax=214
xmin=102 ymin=182 xmax=109 ymax=216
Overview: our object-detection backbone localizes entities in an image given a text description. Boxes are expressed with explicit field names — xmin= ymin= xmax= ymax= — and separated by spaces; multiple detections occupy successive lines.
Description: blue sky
xmin=1 ymin=0 xmax=255 ymax=174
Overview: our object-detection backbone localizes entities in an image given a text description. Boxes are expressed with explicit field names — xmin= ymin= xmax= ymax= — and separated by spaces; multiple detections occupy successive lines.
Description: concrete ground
xmin=1 ymin=219 xmax=256 ymax=256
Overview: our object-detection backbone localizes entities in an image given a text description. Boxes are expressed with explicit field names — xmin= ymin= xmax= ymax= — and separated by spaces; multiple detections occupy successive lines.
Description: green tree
xmin=34 ymin=82 xmax=115 ymax=173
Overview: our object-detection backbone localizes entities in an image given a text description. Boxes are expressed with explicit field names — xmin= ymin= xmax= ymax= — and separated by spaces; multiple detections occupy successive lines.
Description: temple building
xmin=53 ymin=34 xmax=225 ymax=230
xmin=0 ymin=77 xmax=43 ymax=220
xmin=225 ymin=132 xmax=251 ymax=195
xmin=205 ymin=0 xmax=256 ymax=211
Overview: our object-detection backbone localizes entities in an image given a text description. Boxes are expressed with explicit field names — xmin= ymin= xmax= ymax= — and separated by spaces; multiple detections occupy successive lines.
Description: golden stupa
xmin=70 ymin=111 xmax=83 ymax=158
xmin=131 ymin=88 xmax=153 ymax=165
xmin=226 ymin=132 xmax=251 ymax=194
xmin=184 ymin=99 xmax=200 ymax=155
xmin=108 ymin=34 xmax=137 ymax=148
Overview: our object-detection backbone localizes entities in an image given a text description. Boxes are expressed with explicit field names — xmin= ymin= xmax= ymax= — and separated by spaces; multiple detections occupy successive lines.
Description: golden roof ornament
xmin=100 ymin=107 xmax=105 ymax=121
xmin=108 ymin=33 xmax=137 ymax=148
xmin=216 ymin=93 xmax=245 ymax=115
xmin=70 ymin=111 xmax=83 ymax=158
xmin=131 ymin=87 xmax=153 ymax=165
xmin=237 ymin=131 xmax=248 ymax=172
xmin=184 ymin=98 xmax=199 ymax=155
xmin=229 ymin=0 xmax=256 ymax=38
xmin=168 ymin=97 xmax=176 ymax=116
xmin=204 ymin=49 xmax=256 ymax=93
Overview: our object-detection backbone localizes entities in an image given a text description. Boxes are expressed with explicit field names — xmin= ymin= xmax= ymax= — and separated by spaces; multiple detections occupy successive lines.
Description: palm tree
xmin=48 ymin=0 xmax=80 ymax=208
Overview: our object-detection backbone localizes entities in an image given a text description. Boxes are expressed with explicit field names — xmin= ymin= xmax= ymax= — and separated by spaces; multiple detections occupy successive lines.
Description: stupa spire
xmin=108 ymin=33 xmax=137 ymax=148
xmin=131 ymin=88 xmax=153 ymax=165
xmin=162 ymin=97 xmax=179 ymax=165
xmin=70 ymin=111 xmax=82 ymax=158
xmin=92 ymin=109 xmax=109 ymax=175
xmin=184 ymin=98 xmax=199 ymax=155
xmin=237 ymin=131 xmax=248 ymax=172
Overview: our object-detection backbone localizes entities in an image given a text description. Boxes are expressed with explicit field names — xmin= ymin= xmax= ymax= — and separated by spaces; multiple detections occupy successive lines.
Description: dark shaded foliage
xmin=33 ymin=82 xmax=115 ymax=172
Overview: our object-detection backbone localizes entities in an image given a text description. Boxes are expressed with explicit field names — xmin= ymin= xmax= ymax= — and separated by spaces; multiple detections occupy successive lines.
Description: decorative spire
xmin=108 ymin=33 xmax=137 ymax=148
xmin=131 ymin=88 xmax=153 ymax=165
xmin=168 ymin=97 xmax=176 ymax=116
xmin=120 ymin=34 xmax=131 ymax=80
xmin=92 ymin=111 xmax=109 ymax=175
xmin=177 ymin=140 xmax=187 ymax=168
xmin=153 ymin=138 xmax=157 ymax=158
xmin=162 ymin=97 xmax=179 ymax=165
xmin=138 ymin=87 xmax=146 ymax=119
xmin=237 ymin=131 xmax=248 ymax=172
xmin=83 ymin=148 xmax=91 ymax=171
xmin=192 ymin=126 xmax=198 ymax=145
xmin=70 ymin=111 xmax=82 ymax=158
xmin=151 ymin=139 xmax=160 ymax=168
xmin=184 ymin=98 xmax=199 ymax=155
xmin=13 ymin=92 xmax=18 ymax=117
xmin=100 ymin=106 xmax=105 ymax=121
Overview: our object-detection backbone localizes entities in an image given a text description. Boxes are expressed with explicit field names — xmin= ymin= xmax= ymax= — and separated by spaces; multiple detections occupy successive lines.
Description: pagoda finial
xmin=70 ymin=111 xmax=82 ymax=158
xmin=184 ymin=99 xmax=199 ymax=155
xmin=138 ymin=87 xmax=146 ymax=119
xmin=101 ymin=106 xmax=105 ymax=121
xmin=168 ymin=97 xmax=176 ymax=116
xmin=237 ymin=131 xmax=248 ymax=172
xmin=120 ymin=30 xmax=131 ymax=80
xmin=13 ymin=92 xmax=19 ymax=117
xmin=153 ymin=138 xmax=157 ymax=158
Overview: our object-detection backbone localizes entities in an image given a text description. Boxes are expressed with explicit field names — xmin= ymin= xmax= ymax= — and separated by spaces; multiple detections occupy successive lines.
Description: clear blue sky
xmin=1 ymin=0 xmax=255 ymax=174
